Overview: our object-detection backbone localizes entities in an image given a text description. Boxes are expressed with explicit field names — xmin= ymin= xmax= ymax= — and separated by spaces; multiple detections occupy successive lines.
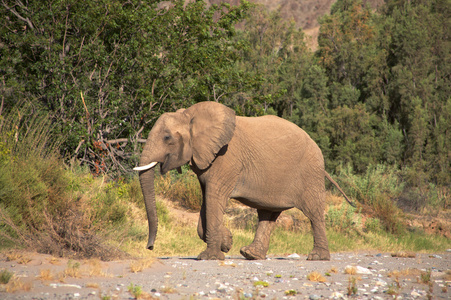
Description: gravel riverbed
xmin=1 ymin=251 xmax=450 ymax=299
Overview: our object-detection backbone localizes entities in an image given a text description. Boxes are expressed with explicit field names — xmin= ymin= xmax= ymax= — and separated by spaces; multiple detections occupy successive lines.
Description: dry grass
xmin=84 ymin=259 xmax=110 ymax=277
xmin=329 ymin=266 xmax=338 ymax=274
xmin=38 ymin=269 xmax=54 ymax=281
xmin=86 ymin=282 xmax=100 ymax=288
xmin=160 ymin=285 xmax=177 ymax=294
xmin=62 ymin=261 xmax=81 ymax=279
xmin=219 ymin=261 xmax=236 ymax=267
xmin=129 ymin=258 xmax=155 ymax=273
xmin=391 ymin=251 xmax=416 ymax=258
xmin=443 ymin=270 xmax=451 ymax=281
xmin=3 ymin=276 xmax=33 ymax=293
xmin=344 ymin=266 xmax=357 ymax=275
xmin=6 ymin=252 xmax=32 ymax=264
xmin=48 ymin=257 xmax=61 ymax=265
xmin=307 ymin=271 xmax=326 ymax=282
xmin=388 ymin=268 xmax=422 ymax=278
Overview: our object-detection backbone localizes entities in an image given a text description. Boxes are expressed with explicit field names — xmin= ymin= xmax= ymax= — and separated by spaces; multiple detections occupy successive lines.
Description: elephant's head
xmin=134 ymin=101 xmax=236 ymax=250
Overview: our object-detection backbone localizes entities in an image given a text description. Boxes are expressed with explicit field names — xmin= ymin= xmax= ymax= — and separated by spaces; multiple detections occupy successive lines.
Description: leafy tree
xmin=232 ymin=5 xmax=311 ymax=117
xmin=0 ymin=0 xmax=251 ymax=175
xmin=384 ymin=0 xmax=450 ymax=185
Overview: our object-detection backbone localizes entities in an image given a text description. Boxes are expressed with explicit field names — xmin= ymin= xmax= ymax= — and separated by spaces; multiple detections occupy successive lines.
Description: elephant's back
xmin=235 ymin=115 xmax=314 ymax=144
xmin=233 ymin=115 xmax=323 ymax=162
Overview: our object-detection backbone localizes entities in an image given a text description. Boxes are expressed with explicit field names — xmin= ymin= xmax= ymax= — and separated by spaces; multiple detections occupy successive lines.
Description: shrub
xmin=0 ymin=108 xmax=124 ymax=260
xmin=336 ymin=164 xmax=406 ymax=234
xmin=0 ymin=269 xmax=13 ymax=284
xmin=326 ymin=204 xmax=359 ymax=233
xmin=155 ymin=166 xmax=202 ymax=211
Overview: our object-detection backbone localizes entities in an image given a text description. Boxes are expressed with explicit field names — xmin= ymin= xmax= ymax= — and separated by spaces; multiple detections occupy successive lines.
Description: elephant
xmin=134 ymin=101 xmax=353 ymax=261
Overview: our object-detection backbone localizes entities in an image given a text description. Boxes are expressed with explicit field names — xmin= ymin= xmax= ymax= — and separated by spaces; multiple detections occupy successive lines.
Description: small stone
xmin=411 ymin=290 xmax=421 ymax=298
xmin=154 ymin=292 xmax=161 ymax=297
xmin=288 ymin=253 xmax=301 ymax=259
xmin=356 ymin=266 xmax=372 ymax=275
xmin=151 ymin=288 xmax=157 ymax=293
xmin=244 ymin=293 xmax=253 ymax=298
xmin=330 ymin=291 xmax=344 ymax=299
xmin=217 ymin=284 xmax=227 ymax=293
xmin=73 ymin=293 xmax=80 ymax=297
xmin=375 ymin=278 xmax=387 ymax=286
xmin=309 ymin=294 xmax=321 ymax=300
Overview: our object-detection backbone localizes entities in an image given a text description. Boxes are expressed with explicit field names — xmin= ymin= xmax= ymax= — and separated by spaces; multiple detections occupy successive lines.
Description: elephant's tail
xmin=325 ymin=172 xmax=356 ymax=208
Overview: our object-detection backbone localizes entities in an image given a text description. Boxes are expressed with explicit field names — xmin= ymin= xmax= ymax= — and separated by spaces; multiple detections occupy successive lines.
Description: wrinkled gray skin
xmin=136 ymin=101 xmax=352 ymax=261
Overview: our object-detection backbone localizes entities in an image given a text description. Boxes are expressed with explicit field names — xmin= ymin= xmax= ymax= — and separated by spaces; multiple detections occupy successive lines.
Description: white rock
xmin=288 ymin=253 xmax=301 ymax=259
xmin=217 ymin=284 xmax=228 ymax=293
xmin=375 ymin=279 xmax=387 ymax=286
xmin=49 ymin=283 xmax=82 ymax=289
xmin=411 ymin=290 xmax=421 ymax=298
xmin=330 ymin=291 xmax=344 ymax=299
xmin=356 ymin=266 xmax=373 ymax=275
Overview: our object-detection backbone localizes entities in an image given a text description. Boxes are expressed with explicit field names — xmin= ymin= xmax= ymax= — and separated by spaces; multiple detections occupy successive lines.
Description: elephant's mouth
xmin=160 ymin=155 xmax=171 ymax=175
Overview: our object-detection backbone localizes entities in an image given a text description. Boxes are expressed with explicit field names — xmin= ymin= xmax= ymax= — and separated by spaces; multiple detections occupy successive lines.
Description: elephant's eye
xmin=163 ymin=135 xmax=172 ymax=141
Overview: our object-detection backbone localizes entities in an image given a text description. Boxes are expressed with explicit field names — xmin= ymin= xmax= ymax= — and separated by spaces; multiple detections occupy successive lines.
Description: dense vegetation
xmin=0 ymin=0 xmax=450 ymax=258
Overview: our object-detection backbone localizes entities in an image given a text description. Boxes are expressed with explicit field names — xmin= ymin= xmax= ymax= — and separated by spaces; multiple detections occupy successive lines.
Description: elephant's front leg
xmin=240 ymin=210 xmax=281 ymax=260
xmin=196 ymin=186 xmax=231 ymax=260
xmin=197 ymin=201 xmax=233 ymax=254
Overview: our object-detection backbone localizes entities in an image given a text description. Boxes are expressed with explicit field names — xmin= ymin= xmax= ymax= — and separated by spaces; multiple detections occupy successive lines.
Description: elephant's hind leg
xmin=300 ymin=202 xmax=330 ymax=261
xmin=306 ymin=217 xmax=330 ymax=261
xmin=240 ymin=210 xmax=281 ymax=260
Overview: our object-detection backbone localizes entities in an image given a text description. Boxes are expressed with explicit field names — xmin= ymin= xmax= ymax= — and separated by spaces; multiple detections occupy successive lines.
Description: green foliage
xmin=253 ymin=281 xmax=269 ymax=287
xmin=0 ymin=0 xmax=252 ymax=176
xmin=0 ymin=107 xmax=139 ymax=258
xmin=326 ymin=204 xmax=359 ymax=233
xmin=337 ymin=164 xmax=404 ymax=206
xmin=155 ymin=166 xmax=202 ymax=211
xmin=336 ymin=164 xmax=406 ymax=234
xmin=127 ymin=283 xmax=143 ymax=299
xmin=0 ymin=269 xmax=13 ymax=284
xmin=232 ymin=4 xmax=311 ymax=117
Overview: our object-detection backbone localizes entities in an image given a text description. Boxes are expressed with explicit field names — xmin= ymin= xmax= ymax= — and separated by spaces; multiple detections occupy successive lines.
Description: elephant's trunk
xmin=138 ymin=167 xmax=157 ymax=250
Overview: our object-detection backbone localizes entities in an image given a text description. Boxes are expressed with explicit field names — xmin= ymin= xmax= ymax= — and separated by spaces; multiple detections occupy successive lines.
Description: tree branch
xmin=2 ymin=0 xmax=35 ymax=30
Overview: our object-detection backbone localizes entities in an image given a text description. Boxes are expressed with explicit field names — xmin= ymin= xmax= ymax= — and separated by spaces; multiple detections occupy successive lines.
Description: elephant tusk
xmin=133 ymin=161 xmax=158 ymax=171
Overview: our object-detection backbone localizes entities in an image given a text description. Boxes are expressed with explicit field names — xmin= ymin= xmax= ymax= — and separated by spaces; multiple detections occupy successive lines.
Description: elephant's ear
xmin=185 ymin=102 xmax=236 ymax=170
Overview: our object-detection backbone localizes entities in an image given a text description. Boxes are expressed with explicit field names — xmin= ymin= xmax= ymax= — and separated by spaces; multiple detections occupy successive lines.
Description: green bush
xmin=0 ymin=269 xmax=13 ymax=284
xmin=326 ymin=204 xmax=359 ymax=234
xmin=336 ymin=164 xmax=406 ymax=234
xmin=0 ymin=108 xmax=126 ymax=259
xmin=155 ymin=166 xmax=202 ymax=211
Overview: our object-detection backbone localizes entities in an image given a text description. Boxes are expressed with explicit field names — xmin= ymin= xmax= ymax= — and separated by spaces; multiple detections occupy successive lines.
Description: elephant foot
xmin=221 ymin=228 xmax=233 ymax=253
xmin=196 ymin=248 xmax=225 ymax=260
xmin=240 ymin=245 xmax=267 ymax=260
xmin=307 ymin=247 xmax=330 ymax=261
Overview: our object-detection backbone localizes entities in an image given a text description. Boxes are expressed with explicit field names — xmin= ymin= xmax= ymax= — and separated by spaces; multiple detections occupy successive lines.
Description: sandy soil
xmin=1 ymin=251 xmax=450 ymax=299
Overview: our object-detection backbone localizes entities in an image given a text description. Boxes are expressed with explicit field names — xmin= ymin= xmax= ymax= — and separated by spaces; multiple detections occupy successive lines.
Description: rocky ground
xmin=1 ymin=251 xmax=450 ymax=299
